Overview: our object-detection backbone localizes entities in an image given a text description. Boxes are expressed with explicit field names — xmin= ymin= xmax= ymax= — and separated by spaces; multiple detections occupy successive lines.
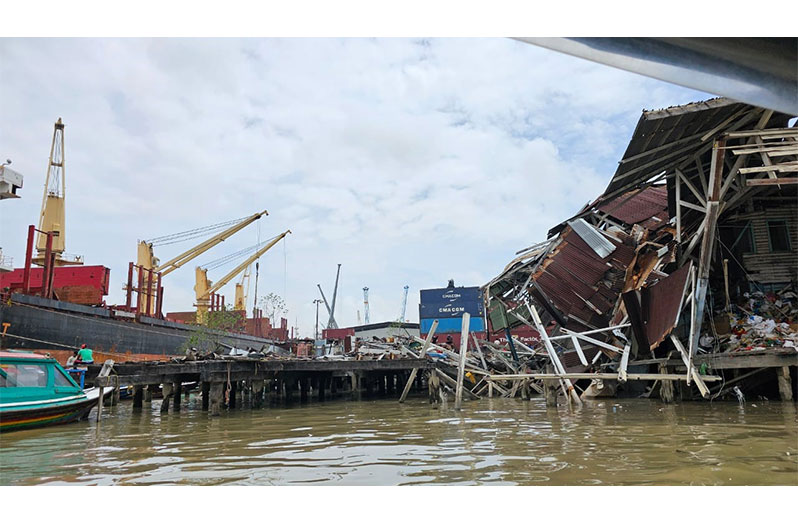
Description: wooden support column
xmin=377 ymin=374 xmax=386 ymax=396
xmin=318 ymin=375 xmax=327 ymax=401
xmin=299 ymin=376 xmax=309 ymax=402
xmin=778 ymin=367 xmax=793 ymax=401
xmin=330 ymin=376 xmax=338 ymax=395
xmin=229 ymin=381 xmax=237 ymax=409
xmin=201 ymin=382 xmax=210 ymax=411
xmin=659 ymin=362 xmax=675 ymax=404
xmin=428 ymin=370 xmax=441 ymax=405
xmin=173 ymin=382 xmax=182 ymax=411
xmin=144 ymin=384 xmax=153 ymax=403
xmin=252 ymin=380 xmax=265 ymax=407
xmin=210 ymin=382 xmax=224 ymax=416
xmin=544 ymin=365 xmax=558 ymax=407
xmin=455 ymin=312 xmax=471 ymax=410
xmin=132 ymin=385 xmax=144 ymax=410
xmin=689 ymin=137 xmax=725 ymax=362
xmin=528 ymin=304 xmax=582 ymax=406
xmin=160 ymin=383 xmax=173 ymax=413
xmin=399 ymin=320 xmax=438 ymax=403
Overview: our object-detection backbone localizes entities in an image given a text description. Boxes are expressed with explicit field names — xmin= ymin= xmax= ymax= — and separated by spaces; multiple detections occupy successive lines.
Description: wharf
xmin=88 ymin=357 xmax=439 ymax=416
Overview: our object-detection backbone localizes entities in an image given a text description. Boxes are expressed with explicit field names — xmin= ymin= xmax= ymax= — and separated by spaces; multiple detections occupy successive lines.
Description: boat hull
xmin=0 ymin=390 xmax=104 ymax=433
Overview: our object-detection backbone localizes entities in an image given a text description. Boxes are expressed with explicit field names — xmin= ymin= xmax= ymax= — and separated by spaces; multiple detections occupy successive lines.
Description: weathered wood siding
xmin=742 ymin=205 xmax=798 ymax=284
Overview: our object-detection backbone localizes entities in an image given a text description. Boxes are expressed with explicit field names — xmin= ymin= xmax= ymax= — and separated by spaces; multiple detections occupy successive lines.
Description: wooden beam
xmin=527 ymin=304 xmax=582 ymax=406
xmin=738 ymin=163 xmax=798 ymax=174
xmin=745 ymin=177 xmax=798 ymax=186
xmin=399 ymin=320 xmax=438 ymax=403
xmin=671 ymin=335 xmax=710 ymax=398
xmin=618 ymin=343 xmax=631 ymax=383
xmin=455 ymin=313 xmax=470 ymax=410
xmin=486 ymin=373 xmax=721 ymax=382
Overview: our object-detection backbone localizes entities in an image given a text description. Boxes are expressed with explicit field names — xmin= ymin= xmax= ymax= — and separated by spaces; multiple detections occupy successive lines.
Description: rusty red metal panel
xmin=642 ymin=262 xmax=692 ymax=350
xmin=598 ymin=185 xmax=669 ymax=227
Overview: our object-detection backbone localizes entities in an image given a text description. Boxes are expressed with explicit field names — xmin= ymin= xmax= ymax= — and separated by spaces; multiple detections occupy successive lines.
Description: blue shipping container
xmin=420 ymin=317 xmax=485 ymax=334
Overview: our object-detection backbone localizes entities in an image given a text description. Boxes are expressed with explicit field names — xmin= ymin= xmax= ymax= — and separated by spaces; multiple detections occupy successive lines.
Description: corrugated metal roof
xmin=568 ymin=218 xmax=616 ymax=258
xmin=642 ymin=262 xmax=692 ymax=350
xmin=597 ymin=185 xmax=669 ymax=228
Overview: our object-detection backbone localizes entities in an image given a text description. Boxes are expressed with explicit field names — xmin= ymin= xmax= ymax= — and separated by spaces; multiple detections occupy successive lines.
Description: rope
xmin=200 ymin=235 xmax=280 ymax=271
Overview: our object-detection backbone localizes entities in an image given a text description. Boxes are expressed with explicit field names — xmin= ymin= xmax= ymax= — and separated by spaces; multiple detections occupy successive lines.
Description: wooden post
xmin=777 ymin=367 xmax=793 ymax=401
xmin=528 ymin=304 xmax=582 ymax=406
xmin=160 ymin=383 xmax=173 ymax=413
xmin=229 ymin=380 xmax=237 ymax=409
xmin=618 ymin=343 xmax=631 ymax=383
xmin=144 ymin=384 xmax=153 ymax=403
xmin=319 ymin=375 xmax=327 ymax=401
xmin=132 ymin=385 xmax=144 ymax=410
xmin=428 ymin=370 xmax=441 ymax=405
xmin=544 ymin=365 xmax=558 ymax=408
xmin=252 ymin=380 xmax=264 ymax=407
xmin=659 ymin=362 xmax=675 ymax=404
xmin=210 ymin=382 xmax=223 ymax=416
xmin=173 ymin=382 xmax=182 ymax=411
xmin=96 ymin=385 xmax=104 ymax=421
xmin=201 ymin=382 xmax=210 ymax=411
xmin=488 ymin=381 xmax=493 ymax=398
xmin=455 ymin=312 xmax=471 ymax=410
xmin=299 ymin=376 xmax=309 ymax=401
xmin=399 ymin=320 xmax=438 ymax=403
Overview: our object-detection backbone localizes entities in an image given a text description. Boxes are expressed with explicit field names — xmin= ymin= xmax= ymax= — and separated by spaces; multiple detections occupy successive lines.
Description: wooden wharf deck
xmin=88 ymin=357 xmax=439 ymax=416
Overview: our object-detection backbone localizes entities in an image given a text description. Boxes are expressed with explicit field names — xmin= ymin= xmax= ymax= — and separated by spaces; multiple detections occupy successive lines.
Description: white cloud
xmin=0 ymin=38 xmax=708 ymax=336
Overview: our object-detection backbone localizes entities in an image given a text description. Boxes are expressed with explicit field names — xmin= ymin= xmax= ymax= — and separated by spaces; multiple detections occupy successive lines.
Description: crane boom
xmin=234 ymin=264 xmax=251 ymax=311
xmin=399 ymin=285 xmax=409 ymax=322
xmin=151 ymin=209 xmax=268 ymax=277
xmin=328 ymin=263 xmax=342 ymax=329
xmin=197 ymin=229 xmax=291 ymax=301
xmin=35 ymin=118 xmax=82 ymax=266
xmin=363 ymin=286 xmax=370 ymax=324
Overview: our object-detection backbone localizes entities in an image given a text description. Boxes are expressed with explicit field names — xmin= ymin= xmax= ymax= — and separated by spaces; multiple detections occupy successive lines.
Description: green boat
xmin=0 ymin=350 xmax=107 ymax=432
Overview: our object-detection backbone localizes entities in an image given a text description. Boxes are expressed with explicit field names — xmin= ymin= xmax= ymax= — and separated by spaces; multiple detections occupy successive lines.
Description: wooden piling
xmin=229 ymin=381 xmax=237 ymax=409
xmin=318 ymin=376 xmax=327 ymax=401
xmin=455 ymin=312 xmax=471 ymax=410
xmin=201 ymin=382 xmax=210 ymax=411
xmin=544 ymin=365 xmax=558 ymax=407
xmin=161 ymin=383 xmax=173 ymax=413
xmin=428 ymin=370 xmax=440 ymax=405
xmin=173 ymin=382 xmax=182 ymax=411
xmin=144 ymin=384 xmax=153 ymax=403
xmin=778 ymin=366 xmax=793 ymax=401
xmin=132 ymin=385 xmax=144 ymax=410
xmin=252 ymin=380 xmax=265 ymax=407
xmin=210 ymin=382 xmax=223 ymax=416
xmin=300 ymin=376 xmax=309 ymax=402
xmin=659 ymin=362 xmax=675 ymax=404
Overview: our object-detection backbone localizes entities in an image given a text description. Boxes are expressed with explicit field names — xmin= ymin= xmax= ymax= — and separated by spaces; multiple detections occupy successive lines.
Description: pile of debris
xmin=720 ymin=288 xmax=798 ymax=352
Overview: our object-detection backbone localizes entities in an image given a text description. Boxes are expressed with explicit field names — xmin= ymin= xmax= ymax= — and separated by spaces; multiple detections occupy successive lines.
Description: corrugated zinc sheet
xmin=568 ymin=218 xmax=616 ymax=258
xmin=641 ymin=262 xmax=692 ymax=349
xmin=598 ymin=185 xmax=669 ymax=229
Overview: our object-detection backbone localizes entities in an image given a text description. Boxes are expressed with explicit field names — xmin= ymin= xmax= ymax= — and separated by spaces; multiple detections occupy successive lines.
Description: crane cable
xmin=199 ymin=234 xmax=281 ymax=272
xmin=144 ymin=216 xmax=248 ymax=246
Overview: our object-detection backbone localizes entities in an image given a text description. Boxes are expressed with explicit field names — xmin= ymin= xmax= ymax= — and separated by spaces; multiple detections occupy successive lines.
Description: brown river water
xmin=1 ymin=395 xmax=797 ymax=485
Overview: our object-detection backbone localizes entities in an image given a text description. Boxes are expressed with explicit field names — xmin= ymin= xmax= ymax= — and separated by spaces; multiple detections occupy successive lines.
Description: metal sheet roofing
xmin=597 ymin=185 xmax=669 ymax=229
xmin=568 ymin=218 xmax=616 ymax=258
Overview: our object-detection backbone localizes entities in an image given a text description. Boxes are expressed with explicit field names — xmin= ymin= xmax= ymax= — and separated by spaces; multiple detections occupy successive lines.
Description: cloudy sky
xmin=0 ymin=38 xmax=709 ymax=336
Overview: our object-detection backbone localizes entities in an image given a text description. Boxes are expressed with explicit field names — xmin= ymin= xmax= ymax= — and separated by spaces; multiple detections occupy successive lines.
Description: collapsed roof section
xmin=484 ymin=97 xmax=797 ymax=380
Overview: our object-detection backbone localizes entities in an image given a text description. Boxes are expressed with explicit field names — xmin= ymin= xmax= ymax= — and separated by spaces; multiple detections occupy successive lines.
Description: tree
xmin=180 ymin=304 xmax=242 ymax=356
xmin=259 ymin=292 xmax=288 ymax=325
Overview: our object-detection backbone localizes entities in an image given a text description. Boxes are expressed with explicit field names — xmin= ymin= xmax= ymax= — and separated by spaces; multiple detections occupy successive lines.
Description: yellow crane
xmin=194 ymin=230 xmax=291 ymax=323
xmin=234 ymin=264 xmax=252 ymax=311
xmin=35 ymin=118 xmax=83 ymax=266
xmin=135 ymin=210 xmax=268 ymax=314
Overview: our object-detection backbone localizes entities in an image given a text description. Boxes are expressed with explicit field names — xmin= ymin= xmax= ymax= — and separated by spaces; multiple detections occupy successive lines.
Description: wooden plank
xmin=455 ymin=313 xmax=470 ymax=410
xmin=726 ymin=128 xmax=798 ymax=138
xmin=745 ymin=177 xmax=798 ymax=186
xmin=570 ymin=335 xmax=588 ymax=366
xmin=527 ymin=304 xmax=582 ymax=406
xmin=486 ymin=373 xmax=721 ymax=381
xmin=399 ymin=320 xmax=438 ymax=403
xmin=548 ymin=323 xmax=630 ymax=341
xmin=671 ymin=335 xmax=710 ymax=398
xmin=690 ymin=352 xmax=798 ymax=370
xmin=738 ymin=162 xmax=798 ymax=174
xmin=618 ymin=343 xmax=631 ymax=383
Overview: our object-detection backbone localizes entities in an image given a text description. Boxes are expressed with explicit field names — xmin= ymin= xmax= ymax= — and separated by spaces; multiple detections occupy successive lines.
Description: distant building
xmin=322 ymin=321 xmax=420 ymax=341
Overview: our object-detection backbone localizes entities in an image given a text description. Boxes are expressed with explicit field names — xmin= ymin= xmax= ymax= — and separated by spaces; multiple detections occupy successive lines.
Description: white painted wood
xmin=670 ymin=334 xmax=710 ymax=398
xmin=548 ymin=323 xmax=630 ymax=341
xmin=527 ymin=304 xmax=582 ymax=406
xmin=570 ymin=335 xmax=588 ymax=366
xmin=618 ymin=343 xmax=631 ymax=382
xmin=399 ymin=320 xmax=438 ymax=403
xmin=455 ymin=312 xmax=470 ymax=410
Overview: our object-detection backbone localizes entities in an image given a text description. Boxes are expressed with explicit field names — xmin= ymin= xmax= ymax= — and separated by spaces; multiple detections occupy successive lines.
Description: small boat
xmin=0 ymin=350 xmax=109 ymax=432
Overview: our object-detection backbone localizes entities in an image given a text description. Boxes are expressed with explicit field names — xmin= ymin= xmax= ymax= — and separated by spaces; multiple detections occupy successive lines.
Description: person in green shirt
xmin=76 ymin=344 xmax=94 ymax=364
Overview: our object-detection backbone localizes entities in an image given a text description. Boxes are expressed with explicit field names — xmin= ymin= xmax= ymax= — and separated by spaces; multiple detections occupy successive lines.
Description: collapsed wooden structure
xmin=482 ymin=98 xmax=798 ymax=404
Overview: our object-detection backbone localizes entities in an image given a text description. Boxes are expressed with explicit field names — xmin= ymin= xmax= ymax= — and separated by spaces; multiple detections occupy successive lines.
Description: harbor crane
xmin=34 ymin=118 xmax=83 ymax=266
xmin=234 ymin=263 xmax=252 ymax=311
xmin=363 ymin=286 xmax=370 ymax=324
xmin=134 ymin=210 xmax=268 ymax=314
xmin=317 ymin=263 xmax=341 ymax=329
xmin=398 ymin=285 xmax=409 ymax=323
xmin=194 ymin=230 xmax=291 ymax=323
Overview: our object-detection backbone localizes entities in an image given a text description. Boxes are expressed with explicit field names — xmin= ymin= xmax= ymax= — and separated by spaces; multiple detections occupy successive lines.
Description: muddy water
xmin=1 ymin=396 xmax=796 ymax=485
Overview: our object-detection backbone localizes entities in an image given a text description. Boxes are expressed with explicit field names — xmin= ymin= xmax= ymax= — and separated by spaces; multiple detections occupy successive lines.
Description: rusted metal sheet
xmin=641 ymin=262 xmax=692 ymax=350
xmin=598 ymin=185 xmax=669 ymax=229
